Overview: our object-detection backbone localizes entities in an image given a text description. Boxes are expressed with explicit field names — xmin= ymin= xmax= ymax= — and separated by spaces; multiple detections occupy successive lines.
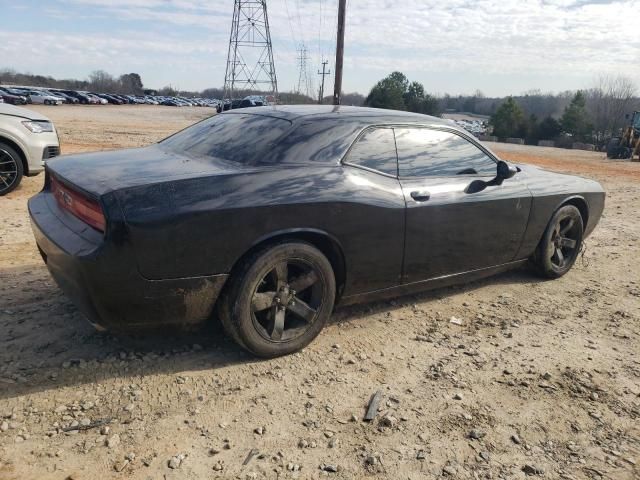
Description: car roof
xmin=213 ymin=105 xmax=467 ymax=166
xmin=223 ymin=104 xmax=452 ymax=127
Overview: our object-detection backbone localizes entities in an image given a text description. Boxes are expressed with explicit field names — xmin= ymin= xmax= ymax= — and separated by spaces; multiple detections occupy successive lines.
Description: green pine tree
xmin=560 ymin=91 xmax=593 ymax=142
xmin=489 ymin=97 xmax=525 ymax=138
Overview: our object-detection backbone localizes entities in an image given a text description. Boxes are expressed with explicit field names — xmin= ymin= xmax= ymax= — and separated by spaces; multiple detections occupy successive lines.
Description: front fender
xmin=0 ymin=127 xmax=29 ymax=161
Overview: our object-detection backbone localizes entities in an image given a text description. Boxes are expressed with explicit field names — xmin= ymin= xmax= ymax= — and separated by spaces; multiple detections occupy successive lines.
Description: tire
xmin=606 ymin=138 xmax=620 ymax=159
xmin=532 ymin=205 xmax=583 ymax=279
xmin=44 ymin=100 xmax=50 ymax=105
xmin=0 ymin=142 xmax=24 ymax=196
xmin=218 ymin=242 xmax=336 ymax=358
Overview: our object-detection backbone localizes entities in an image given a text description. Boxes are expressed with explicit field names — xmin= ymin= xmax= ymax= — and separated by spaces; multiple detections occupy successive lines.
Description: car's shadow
xmin=0 ymin=263 xmax=540 ymax=400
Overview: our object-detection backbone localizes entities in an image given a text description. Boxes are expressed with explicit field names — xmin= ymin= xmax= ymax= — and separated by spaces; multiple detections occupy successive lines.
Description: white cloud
xmin=2 ymin=0 xmax=639 ymax=94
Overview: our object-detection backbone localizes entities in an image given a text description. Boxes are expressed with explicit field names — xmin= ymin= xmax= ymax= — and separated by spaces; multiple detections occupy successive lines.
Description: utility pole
xmin=317 ymin=60 xmax=330 ymax=104
xmin=223 ymin=0 xmax=278 ymax=108
xmin=333 ymin=0 xmax=346 ymax=105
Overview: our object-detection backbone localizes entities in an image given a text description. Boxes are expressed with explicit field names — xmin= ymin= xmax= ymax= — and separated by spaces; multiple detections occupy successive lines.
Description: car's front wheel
xmin=219 ymin=242 xmax=336 ymax=357
xmin=532 ymin=205 xmax=583 ymax=279
xmin=0 ymin=142 xmax=24 ymax=196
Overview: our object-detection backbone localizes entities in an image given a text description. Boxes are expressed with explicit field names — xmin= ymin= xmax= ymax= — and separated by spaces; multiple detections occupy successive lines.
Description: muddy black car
xmin=29 ymin=106 xmax=605 ymax=357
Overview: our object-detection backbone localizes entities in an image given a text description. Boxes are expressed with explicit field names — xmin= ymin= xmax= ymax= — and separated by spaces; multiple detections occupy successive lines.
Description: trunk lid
xmin=46 ymin=145 xmax=240 ymax=196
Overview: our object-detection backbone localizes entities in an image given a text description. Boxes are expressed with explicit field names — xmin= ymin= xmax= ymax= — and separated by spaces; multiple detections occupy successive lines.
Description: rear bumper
xmin=28 ymin=191 xmax=228 ymax=331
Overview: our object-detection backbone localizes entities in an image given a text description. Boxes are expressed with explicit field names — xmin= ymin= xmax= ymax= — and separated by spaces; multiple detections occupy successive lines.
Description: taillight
xmin=51 ymin=176 xmax=106 ymax=233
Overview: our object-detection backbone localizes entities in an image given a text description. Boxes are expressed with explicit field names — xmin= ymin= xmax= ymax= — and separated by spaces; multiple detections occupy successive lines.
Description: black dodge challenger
xmin=29 ymin=106 xmax=605 ymax=357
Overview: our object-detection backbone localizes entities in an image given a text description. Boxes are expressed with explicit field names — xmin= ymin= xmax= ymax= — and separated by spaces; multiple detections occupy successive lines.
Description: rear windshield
xmin=160 ymin=113 xmax=291 ymax=164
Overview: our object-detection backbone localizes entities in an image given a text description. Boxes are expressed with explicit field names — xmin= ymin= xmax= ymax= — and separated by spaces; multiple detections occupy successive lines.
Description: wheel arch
xmin=229 ymin=228 xmax=347 ymax=301
xmin=556 ymin=195 xmax=589 ymax=228
xmin=0 ymin=135 xmax=29 ymax=175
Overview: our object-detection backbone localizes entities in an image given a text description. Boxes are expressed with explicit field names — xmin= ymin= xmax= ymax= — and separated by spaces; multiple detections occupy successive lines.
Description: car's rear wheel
xmin=0 ymin=143 xmax=23 ymax=196
xmin=532 ymin=205 xmax=583 ymax=279
xmin=218 ymin=242 xmax=336 ymax=357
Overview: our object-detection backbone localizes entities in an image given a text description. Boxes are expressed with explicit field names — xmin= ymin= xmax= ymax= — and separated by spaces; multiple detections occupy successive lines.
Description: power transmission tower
xmin=223 ymin=0 xmax=278 ymax=106
xmin=317 ymin=60 xmax=330 ymax=104
xmin=296 ymin=44 xmax=310 ymax=97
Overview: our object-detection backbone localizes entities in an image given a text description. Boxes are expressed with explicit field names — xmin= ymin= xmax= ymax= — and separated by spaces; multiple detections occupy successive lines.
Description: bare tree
xmin=586 ymin=75 xmax=638 ymax=138
xmin=88 ymin=70 xmax=117 ymax=93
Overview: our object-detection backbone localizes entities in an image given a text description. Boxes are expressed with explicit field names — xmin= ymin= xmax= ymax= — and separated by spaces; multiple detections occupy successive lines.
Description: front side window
xmin=395 ymin=128 xmax=496 ymax=177
xmin=345 ymin=127 xmax=397 ymax=176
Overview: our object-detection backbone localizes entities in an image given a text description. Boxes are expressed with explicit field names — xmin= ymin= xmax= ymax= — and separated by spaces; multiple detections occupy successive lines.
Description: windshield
xmin=160 ymin=113 xmax=292 ymax=164
xmin=633 ymin=112 xmax=640 ymax=130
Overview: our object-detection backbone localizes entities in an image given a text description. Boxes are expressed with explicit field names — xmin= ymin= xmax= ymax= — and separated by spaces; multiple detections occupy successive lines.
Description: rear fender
xmin=233 ymin=227 xmax=347 ymax=299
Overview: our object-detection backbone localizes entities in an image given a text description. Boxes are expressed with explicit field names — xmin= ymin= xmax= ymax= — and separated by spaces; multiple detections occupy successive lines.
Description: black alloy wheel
xmin=219 ymin=242 xmax=336 ymax=357
xmin=549 ymin=216 xmax=580 ymax=270
xmin=251 ymin=259 xmax=324 ymax=342
xmin=533 ymin=205 xmax=583 ymax=278
xmin=0 ymin=144 xmax=23 ymax=196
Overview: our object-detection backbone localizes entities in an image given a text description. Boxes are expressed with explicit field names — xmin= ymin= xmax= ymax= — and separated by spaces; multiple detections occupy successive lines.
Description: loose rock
xmin=522 ymin=464 xmax=544 ymax=476
xmin=106 ymin=434 xmax=120 ymax=449
xmin=168 ymin=454 xmax=184 ymax=469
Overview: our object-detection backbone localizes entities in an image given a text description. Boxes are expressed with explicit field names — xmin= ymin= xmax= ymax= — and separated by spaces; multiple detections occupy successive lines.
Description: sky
xmin=1 ymin=0 xmax=639 ymax=97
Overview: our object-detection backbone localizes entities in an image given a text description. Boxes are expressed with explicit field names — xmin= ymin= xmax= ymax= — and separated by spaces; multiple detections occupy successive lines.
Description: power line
xmin=283 ymin=0 xmax=298 ymax=46
xmin=318 ymin=0 xmax=323 ymax=64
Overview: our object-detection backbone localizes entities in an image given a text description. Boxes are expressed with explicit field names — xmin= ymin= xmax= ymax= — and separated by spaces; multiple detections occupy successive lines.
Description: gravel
xmin=1 ymin=107 xmax=638 ymax=480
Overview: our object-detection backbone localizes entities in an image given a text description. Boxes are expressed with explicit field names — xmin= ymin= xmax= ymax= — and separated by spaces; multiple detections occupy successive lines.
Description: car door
xmin=340 ymin=126 xmax=406 ymax=293
xmin=395 ymin=126 xmax=532 ymax=283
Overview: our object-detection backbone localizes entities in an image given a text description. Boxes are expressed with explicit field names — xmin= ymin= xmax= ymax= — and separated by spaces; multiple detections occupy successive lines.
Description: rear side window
xmin=395 ymin=128 xmax=496 ymax=177
xmin=161 ymin=113 xmax=291 ymax=165
xmin=345 ymin=128 xmax=397 ymax=176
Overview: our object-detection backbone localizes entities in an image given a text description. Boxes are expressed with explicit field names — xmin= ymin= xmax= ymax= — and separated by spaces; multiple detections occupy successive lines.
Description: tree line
xmin=363 ymin=72 xmax=638 ymax=146
xmin=2 ymin=67 xmax=636 ymax=146
xmin=364 ymin=72 xmax=440 ymax=115
xmin=0 ymin=69 xmax=145 ymax=95
xmin=0 ymin=68 xmax=366 ymax=105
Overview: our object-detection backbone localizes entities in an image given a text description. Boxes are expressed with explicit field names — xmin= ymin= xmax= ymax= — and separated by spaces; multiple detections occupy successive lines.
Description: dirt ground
xmin=0 ymin=105 xmax=638 ymax=480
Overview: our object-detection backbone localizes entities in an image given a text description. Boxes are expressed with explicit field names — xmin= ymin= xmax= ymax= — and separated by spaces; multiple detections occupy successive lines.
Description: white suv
xmin=0 ymin=104 xmax=60 ymax=195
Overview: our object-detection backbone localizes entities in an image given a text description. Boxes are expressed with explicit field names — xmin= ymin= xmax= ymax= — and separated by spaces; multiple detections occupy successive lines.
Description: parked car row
xmin=217 ymin=95 xmax=271 ymax=112
xmin=0 ymin=86 xmax=225 ymax=108
xmin=0 ymin=86 xmax=277 ymax=113
xmin=453 ymin=119 xmax=488 ymax=137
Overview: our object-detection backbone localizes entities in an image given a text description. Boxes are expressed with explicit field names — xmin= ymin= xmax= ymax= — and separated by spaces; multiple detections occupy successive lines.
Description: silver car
xmin=27 ymin=90 xmax=64 ymax=106
xmin=0 ymin=104 xmax=60 ymax=195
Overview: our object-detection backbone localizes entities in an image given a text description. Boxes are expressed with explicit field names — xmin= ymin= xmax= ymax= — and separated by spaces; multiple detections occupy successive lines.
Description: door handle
xmin=410 ymin=190 xmax=431 ymax=202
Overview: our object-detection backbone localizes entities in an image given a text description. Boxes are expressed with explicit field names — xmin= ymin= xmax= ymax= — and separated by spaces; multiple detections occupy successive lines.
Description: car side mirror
xmin=496 ymin=160 xmax=517 ymax=181
xmin=464 ymin=160 xmax=518 ymax=194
